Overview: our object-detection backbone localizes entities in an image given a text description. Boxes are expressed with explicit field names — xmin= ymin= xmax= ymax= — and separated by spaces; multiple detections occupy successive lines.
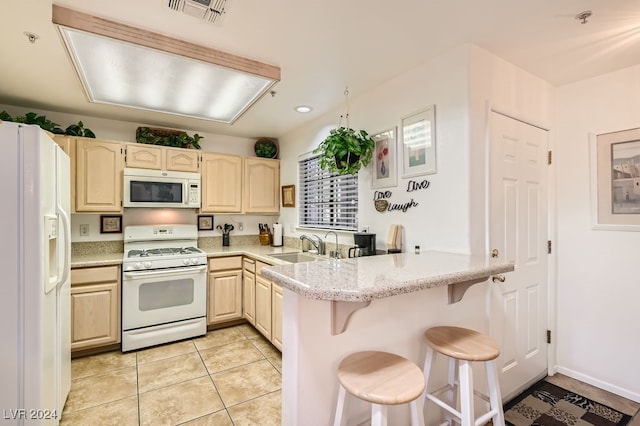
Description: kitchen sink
xmin=268 ymin=252 xmax=320 ymax=263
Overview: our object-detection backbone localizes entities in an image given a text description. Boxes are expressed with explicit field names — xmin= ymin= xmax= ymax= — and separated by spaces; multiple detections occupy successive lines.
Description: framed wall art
xmin=371 ymin=127 xmax=397 ymax=189
xmin=401 ymin=105 xmax=436 ymax=178
xmin=198 ymin=215 xmax=214 ymax=231
xmin=282 ymin=185 xmax=295 ymax=207
xmin=100 ymin=215 xmax=122 ymax=233
xmin=591 ymin=128 xmax=640 ymax=230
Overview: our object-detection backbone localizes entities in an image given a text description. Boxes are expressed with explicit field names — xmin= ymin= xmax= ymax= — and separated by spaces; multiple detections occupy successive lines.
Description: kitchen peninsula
xmin=261 ymin=251 xmax=514 ymax=426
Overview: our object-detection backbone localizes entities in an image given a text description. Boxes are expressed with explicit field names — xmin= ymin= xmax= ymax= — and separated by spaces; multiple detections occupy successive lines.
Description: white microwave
xmin=123 ymin=168 xmax=201 ymax=208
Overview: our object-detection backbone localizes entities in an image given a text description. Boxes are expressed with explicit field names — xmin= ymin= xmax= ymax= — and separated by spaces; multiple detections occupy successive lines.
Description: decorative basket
xmin=259 ymin=231 xmax=271 ymax=245
xmin=136 ymin=127 xmax=182 ymax=142
xmin=254 ymin=138 xmax=279 ymax=159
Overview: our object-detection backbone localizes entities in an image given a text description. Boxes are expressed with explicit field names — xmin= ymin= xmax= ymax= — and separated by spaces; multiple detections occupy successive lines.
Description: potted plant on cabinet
xmin=313 ymin=126 xmax=375 ymax=175
xmin=135 ymin=127 xmax=203 ymax=149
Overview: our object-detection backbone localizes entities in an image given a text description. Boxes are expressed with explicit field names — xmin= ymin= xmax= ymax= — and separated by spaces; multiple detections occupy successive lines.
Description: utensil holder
xmin=222 ymin=234 xmax=230 ymax=246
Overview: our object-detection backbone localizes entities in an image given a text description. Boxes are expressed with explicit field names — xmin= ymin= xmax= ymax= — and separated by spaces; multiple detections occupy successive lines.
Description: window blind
xmin=298 ymin=155 xmax=358 ymax=231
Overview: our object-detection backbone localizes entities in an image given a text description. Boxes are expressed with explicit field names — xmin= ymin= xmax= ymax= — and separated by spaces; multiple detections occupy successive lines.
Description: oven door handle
xmin=123 ymin=265 xmax=207 ymax=279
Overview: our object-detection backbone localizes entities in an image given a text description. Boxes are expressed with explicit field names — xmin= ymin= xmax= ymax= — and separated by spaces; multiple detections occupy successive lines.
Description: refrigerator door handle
xmin=56 ymin=206 xmax=71 ymax=287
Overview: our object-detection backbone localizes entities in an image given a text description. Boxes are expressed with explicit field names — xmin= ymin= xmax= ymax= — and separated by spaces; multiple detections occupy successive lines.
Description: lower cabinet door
xmin=71 ymin=282 xmax=120 ymax=350
xmin=271 ymin=284 xmax=283 ymax=351
xmin=208 ymin=270 xmax=243 ymax=324
xmin=255 ymin=276 xmax=272 ymax=340
xmin=243 ymin=271 xmax=256 ymax=325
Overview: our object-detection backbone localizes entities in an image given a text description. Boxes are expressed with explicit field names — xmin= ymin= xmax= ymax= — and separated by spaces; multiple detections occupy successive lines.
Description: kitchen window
xmin=298 ymin=154 xmax=358 ymax=231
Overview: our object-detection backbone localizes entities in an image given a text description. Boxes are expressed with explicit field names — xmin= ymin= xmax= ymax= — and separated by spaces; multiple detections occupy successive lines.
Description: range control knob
xmin=134 ymin=262 xmax=143 ymax=270
xmin=143 ymin=262 xmax=152 ymax=269
xmin=191 ymin=258 xmax=200 ymax=265
xmin=183 ymin=258 xmax=191 ymax=266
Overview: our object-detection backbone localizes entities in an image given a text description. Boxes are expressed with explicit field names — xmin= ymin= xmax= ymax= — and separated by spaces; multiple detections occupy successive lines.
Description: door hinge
xmin=547 ymin=150 xmax=552 ymax=165
xmin=547 ymin=329 xmax=551 ymax=344
xmin=547 ymin=240 xmax=552 ymax=254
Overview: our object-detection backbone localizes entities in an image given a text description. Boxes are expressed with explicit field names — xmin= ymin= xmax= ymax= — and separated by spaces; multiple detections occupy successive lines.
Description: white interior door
xmin=489 ymin=111 xmax=549 ymax=400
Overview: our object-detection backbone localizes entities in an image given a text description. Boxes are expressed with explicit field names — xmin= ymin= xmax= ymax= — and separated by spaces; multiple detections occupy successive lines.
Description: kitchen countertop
xmin=260 ymin=250 xmax=514 ymax=303
xmin=71 ymin=244 xmax=308 ymax=268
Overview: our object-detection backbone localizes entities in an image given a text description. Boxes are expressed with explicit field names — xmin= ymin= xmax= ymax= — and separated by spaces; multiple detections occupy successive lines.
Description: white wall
xmin=0 ymin=103 xmax=277 ymax=242
xmin=554 ymin=65 xmax=640 ymax=401
xmin=278 ymin=45 xmax=472 ymax=255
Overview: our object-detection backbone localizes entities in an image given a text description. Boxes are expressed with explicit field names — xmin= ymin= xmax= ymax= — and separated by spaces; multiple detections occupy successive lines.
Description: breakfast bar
xmin=262 ymin=250 xmax=514 ymax=425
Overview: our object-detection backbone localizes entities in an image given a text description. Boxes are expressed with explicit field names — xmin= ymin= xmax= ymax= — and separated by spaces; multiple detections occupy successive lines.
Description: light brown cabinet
xmin=244 ymin=158 xmax=280 ymax=214
xmin=253 ymin=259 xmax=282 ymax=350
xmin=255 ymin=275 xmax=272 ymax=340
xmin=125 ymin=144 xmax=163 ymax=170
xmin=243 ymin=258 xmax=256 ymax=325
xmin=125 ymin=144 xmax=200 ymax=172
xmin=271 ymin=283 xmax=283 ymax=351
xmin=201 ymin=153 xmax=243 ymax=213
xmin=208 ymin=256 xmax=243 ymax=325
xmin=70 ymin=265 xmax=121 ymax=352
xmin=165 ymin=148 xmax=199 ymax=172
xmin=75 ymin=138 xmax=124 ymax=212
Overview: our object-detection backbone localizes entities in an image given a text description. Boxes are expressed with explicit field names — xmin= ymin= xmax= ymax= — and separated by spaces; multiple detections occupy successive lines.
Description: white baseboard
xmin=555 ymin=366 xmax=640 ymax=404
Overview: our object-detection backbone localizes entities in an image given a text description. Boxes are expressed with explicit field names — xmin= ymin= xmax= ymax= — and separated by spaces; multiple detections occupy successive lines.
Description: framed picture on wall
xmin=371 ymin=127 xmax=397 ymax=189
xmin=198 ymin=215 xmax=214 ymax=231
xmin=591 ymin=127 xmax=640 ymax=230
xmin=401 ymin=105 xmax=436 ymax=178
xmin=100 ymin=215 xmax=122 ymax=233
xmin=282 ymin=185 xmax=295 ymax=207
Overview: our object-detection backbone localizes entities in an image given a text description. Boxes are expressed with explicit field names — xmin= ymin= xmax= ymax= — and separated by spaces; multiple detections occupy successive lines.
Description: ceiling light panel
xmin=53 ymin=5 xmax=279 ymax=124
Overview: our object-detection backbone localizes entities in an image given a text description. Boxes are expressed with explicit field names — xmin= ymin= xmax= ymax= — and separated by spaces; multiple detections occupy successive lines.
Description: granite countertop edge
xmin=260 ymin=255 xmax=515 ymax=302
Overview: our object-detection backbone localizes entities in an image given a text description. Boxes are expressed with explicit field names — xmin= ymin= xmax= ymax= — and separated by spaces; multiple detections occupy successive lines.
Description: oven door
xmin=122 ymin=264 xmax=207 ymax=330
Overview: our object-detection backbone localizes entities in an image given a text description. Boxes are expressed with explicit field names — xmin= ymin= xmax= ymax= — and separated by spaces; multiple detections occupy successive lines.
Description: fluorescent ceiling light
xmin=53 ymin=5 xmax=280 ymax=124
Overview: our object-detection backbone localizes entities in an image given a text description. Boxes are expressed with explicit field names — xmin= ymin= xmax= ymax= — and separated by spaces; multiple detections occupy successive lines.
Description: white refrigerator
xmin=0 ymin=121 xmax=71 ymax=425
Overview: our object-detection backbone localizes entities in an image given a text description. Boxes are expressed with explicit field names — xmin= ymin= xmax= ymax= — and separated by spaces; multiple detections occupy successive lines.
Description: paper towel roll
xmin=272 ymin=223 xmax=283 ymax=247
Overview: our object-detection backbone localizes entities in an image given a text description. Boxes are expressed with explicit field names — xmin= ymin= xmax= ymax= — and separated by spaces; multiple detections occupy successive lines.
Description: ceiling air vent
xmin=164 ymin=0 xmax=229 ymax=24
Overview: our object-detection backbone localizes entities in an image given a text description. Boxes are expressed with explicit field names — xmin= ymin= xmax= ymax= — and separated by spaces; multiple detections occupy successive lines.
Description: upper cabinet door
xmin=76 ymin=138 xmax=124 ymax=212
xmin=125 ymin=144 xmax=163 ymax=170
xmin=165 ymin=148 xmax=200 ymax=172
xmin=201 ymin=153 xmax=243 ymax=213
xmin=244 ymin=158 xmax=280 ymax=214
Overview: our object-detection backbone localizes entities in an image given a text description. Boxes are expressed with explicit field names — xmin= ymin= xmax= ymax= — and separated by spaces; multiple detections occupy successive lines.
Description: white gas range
xmin=122 ymin=224 xmax=207 ymax=352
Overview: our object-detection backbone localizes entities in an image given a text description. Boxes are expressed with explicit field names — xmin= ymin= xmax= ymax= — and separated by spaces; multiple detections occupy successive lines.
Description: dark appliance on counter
xmin=348 ymin=232 xmax=376 ymax=257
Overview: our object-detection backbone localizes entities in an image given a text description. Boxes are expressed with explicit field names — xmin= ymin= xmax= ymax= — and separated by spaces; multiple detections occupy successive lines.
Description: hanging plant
xmin=312 ymin=88 xmax=374 ymax=175
xmin=314 ymin=127 xmax=374 ymax=175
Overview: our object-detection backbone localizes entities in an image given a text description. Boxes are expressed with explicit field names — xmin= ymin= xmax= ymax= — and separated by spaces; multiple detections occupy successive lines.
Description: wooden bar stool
xmin=422 ymin=326 xmax=504 ymax=426
xmin=334 ymin=351 xmax=425 ymax=426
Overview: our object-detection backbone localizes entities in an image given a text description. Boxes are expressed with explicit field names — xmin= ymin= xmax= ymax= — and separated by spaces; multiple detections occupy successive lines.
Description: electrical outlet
xmin=289 ymin=224 xmax=295 ymax=232
xmin=238 ymin=222 xmax=243 ymax=231
xmin=79 ymin=224 xmax=89 ymax=236
xmin=361 ymin=225 xmax=369 ymax=233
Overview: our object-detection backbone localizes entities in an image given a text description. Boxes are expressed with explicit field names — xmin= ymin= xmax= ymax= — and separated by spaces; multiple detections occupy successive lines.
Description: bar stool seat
xmin=334 ymin=351 xmax=425 ymax=426
xmin=422 ymin=326 xmax=504 ymax=426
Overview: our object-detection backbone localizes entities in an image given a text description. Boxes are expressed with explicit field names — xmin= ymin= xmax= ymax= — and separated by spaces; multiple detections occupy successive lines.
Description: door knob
xmin=491 ymin=249 xmax=499 ymax=258
xmin=492 ymin=274 xmax=505 ymax=283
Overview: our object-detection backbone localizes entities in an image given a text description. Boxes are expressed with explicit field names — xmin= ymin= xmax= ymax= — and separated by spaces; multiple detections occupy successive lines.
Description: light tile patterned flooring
xmin=60 ymin=324 xmax=281 ymax=425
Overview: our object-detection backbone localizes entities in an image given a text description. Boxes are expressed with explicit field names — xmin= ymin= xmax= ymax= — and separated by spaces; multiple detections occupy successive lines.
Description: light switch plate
xmin=79 ymin=224 xmax=89 ymax=236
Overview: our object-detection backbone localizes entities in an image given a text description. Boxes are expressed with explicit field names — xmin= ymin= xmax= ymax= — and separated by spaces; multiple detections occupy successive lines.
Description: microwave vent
xmin=164 ymin=0 xmax=229 ymax=24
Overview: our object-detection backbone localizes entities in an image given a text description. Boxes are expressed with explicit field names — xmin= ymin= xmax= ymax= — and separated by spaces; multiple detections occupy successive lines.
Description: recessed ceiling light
xmin=295 ymin=105 xmax=312 ymax=113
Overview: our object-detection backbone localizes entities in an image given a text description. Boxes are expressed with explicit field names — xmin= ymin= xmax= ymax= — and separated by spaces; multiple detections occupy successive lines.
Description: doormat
xmin=504 ymin=379 xmax=632 ymax=426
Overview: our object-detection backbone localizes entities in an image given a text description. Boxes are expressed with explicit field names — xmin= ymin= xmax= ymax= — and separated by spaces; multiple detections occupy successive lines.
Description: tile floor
xmin=61 ymin=324 xmax=281 ymax=425
xmin=61 ymin=323 xmax=640 ymax=426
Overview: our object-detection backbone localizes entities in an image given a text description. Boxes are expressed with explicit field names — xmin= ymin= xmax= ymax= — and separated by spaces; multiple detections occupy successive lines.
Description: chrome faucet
xmin=325 ymin=231 xmax=340 ymax=259
xmin=300 ymin=234 xmax=325 ymax=255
